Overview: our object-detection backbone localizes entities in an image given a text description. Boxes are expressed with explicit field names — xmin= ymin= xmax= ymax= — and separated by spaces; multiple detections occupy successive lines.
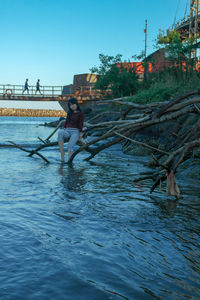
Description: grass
xmin=128 ymin=72 xmax=200 ymax=104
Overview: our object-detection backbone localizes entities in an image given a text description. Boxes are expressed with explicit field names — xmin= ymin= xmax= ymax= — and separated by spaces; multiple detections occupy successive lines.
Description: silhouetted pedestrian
xmin=35 ymin=79 xmax=41 ymax=94
xmin=22 ymin=79 xmax=29 ymax=94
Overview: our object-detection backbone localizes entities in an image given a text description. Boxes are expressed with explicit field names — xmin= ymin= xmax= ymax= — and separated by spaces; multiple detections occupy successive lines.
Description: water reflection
xmin=150 ymin=195 xmax=179 ymax=217
xmin=58 ymin=163 xmax=86 ymax=191
xmin=166 ymin=199 xmax=179 ymax=216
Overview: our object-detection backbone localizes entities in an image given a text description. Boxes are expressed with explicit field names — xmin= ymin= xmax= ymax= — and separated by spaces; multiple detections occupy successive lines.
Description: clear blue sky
xmin=0 ymin=0 xmax=189 ymax=109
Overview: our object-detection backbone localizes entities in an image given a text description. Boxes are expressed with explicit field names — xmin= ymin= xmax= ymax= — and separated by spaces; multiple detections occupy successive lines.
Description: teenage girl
xmin=58 ymin=97 xmax=84 ymax=162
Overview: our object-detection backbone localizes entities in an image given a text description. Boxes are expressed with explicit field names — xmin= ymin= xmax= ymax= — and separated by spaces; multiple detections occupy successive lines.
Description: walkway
xmin=0 ymin=84 xmax=102 ymax=102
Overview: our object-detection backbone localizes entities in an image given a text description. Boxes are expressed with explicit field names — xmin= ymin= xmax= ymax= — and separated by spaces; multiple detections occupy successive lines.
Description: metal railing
xmin=0 ymin=84 xmax=106 ymax=102
xmin=0 ymin=84 xmax=63 ymax=97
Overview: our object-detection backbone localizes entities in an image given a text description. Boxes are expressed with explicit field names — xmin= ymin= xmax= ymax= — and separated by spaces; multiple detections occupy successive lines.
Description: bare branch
xmin=113 ymin=131 xmax=169 ymax=156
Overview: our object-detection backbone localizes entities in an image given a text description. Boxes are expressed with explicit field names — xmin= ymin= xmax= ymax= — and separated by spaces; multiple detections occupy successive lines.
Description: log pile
xmin=2 ymin=89 xmax=200 ymax=198
xmin=69 ymin=89 xmax=200 ymax=198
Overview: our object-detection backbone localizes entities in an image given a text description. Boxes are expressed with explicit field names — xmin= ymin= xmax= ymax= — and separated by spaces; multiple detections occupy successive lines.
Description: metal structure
xmin=189 ymin=0 xmax=200 ymax=39
xmin=174 ymin=0 xmax=200 ymax=57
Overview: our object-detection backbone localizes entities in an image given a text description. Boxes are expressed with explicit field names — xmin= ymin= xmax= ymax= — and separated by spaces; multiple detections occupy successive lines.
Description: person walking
xmin=22 ymin=79 xmax=29 ymax=94
xmin=35 ymin=79 xmax=42 ymax=94
xmin=57 ymin=97 xmax=84 ymax=163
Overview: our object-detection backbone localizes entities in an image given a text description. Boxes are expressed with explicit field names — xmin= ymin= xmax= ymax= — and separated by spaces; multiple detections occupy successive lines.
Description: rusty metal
xmin=190 ymin=0 xmax=200 ymax=57
xmin=173 ymin=0 xmax=200 ymax=57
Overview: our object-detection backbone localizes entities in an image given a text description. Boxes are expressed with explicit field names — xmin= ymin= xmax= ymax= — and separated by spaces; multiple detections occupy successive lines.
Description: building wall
xmin=62 ymin=84 xmax=73 ymax=95
xmin=73 ymin=74 xmax=98 ymax=87
xmin=62 ymin=74 xmax=99 ymax=96
xmin=145 ymin=48 xmax=171 ymax=72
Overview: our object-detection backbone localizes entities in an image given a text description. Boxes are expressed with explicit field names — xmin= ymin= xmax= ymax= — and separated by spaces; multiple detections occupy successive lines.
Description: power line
xmin=173 ymin=0 xmax=181 ymax=27
xmin=184 ymin=0 xmax=189 ymax=19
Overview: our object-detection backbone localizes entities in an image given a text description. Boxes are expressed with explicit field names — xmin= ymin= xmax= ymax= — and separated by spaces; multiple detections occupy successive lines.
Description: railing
xmin=0 ymin=84 xmax=63 ymax=97
xmin=0 ymin=84 xmax=106 ymax=101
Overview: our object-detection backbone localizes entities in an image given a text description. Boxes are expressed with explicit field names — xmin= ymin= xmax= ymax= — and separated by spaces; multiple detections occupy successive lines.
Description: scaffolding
xmin=172 ymin=1 xmax=200 ymax=57
xmin=189 ymin=0 xmax=200 ymax=57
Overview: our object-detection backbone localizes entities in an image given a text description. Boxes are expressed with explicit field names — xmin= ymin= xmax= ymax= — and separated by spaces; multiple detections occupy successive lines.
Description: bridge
xmin=174 ymin=15 xmax=200 ymax=40
xmin=0 ymin=84 xmax=102 ymax=102
xmin=0 ymin=83 xmax=105 ymax=115
xmin=0 ymin=84 xmax=62 ymax=100
xmin=169 ymin=1 xmax=200 ymax=57
xmin=0 ymin=83 xmax=103 ymax=113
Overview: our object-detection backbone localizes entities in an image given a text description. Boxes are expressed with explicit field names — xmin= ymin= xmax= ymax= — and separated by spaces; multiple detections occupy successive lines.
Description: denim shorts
xmin=58 ymin=128 xmax=80 ymax=152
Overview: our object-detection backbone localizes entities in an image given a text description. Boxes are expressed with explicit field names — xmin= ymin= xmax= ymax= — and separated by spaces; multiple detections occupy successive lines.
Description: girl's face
xmin=69 ymin=103 xmax=77 ymax=111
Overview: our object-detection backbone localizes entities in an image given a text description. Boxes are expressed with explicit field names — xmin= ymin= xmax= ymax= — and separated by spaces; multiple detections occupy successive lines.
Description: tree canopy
xmin=90 ymin=54 xmax=139 ymax=98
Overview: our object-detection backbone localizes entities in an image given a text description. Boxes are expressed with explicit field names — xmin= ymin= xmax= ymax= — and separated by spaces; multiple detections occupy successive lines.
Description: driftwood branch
xmin=45 ymin=119 xmax=65 ymax=142
xmin=113 ymin=131 xmax=169 ymax=156
xmin=8 ymin=141 xmax=50 ymax=163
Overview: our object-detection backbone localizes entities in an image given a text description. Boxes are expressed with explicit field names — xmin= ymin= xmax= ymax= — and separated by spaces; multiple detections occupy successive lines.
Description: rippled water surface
xmin=0 ymin=116 xmax=200 ymax=300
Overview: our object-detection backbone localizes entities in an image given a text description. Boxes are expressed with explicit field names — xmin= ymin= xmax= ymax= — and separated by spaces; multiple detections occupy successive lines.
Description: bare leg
xmin=58 ymin=140 xmax=65 ymax=162
xmin=68 ymin=151 xmax=73 ymax=161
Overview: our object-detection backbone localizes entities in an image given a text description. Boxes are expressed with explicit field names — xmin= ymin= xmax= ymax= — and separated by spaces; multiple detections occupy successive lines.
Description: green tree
xmin=156 ymin=30 xmax=198 ymax=79
xmin=90 ymin=54 xmax=139 ymax=98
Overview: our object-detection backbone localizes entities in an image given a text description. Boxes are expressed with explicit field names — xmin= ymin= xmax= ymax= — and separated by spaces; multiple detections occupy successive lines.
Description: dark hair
xmin=67 ymin=97 xmax=81 ymax=121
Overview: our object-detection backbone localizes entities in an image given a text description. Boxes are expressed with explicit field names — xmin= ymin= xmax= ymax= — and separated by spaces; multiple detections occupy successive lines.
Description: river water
xmin=0 ymin=116 xmax=200 ymax=300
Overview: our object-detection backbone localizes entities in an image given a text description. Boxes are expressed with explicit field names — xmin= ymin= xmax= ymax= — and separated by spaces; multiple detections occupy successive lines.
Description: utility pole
xmin=144 ymin=19 xmax=147 ymax=58
xmin=144 ymin=20 xmax=148 ymax=84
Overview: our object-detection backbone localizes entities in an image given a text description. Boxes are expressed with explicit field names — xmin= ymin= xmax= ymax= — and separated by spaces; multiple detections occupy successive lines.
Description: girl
xmin=58 ymin=98 xmax=84 ymax=162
